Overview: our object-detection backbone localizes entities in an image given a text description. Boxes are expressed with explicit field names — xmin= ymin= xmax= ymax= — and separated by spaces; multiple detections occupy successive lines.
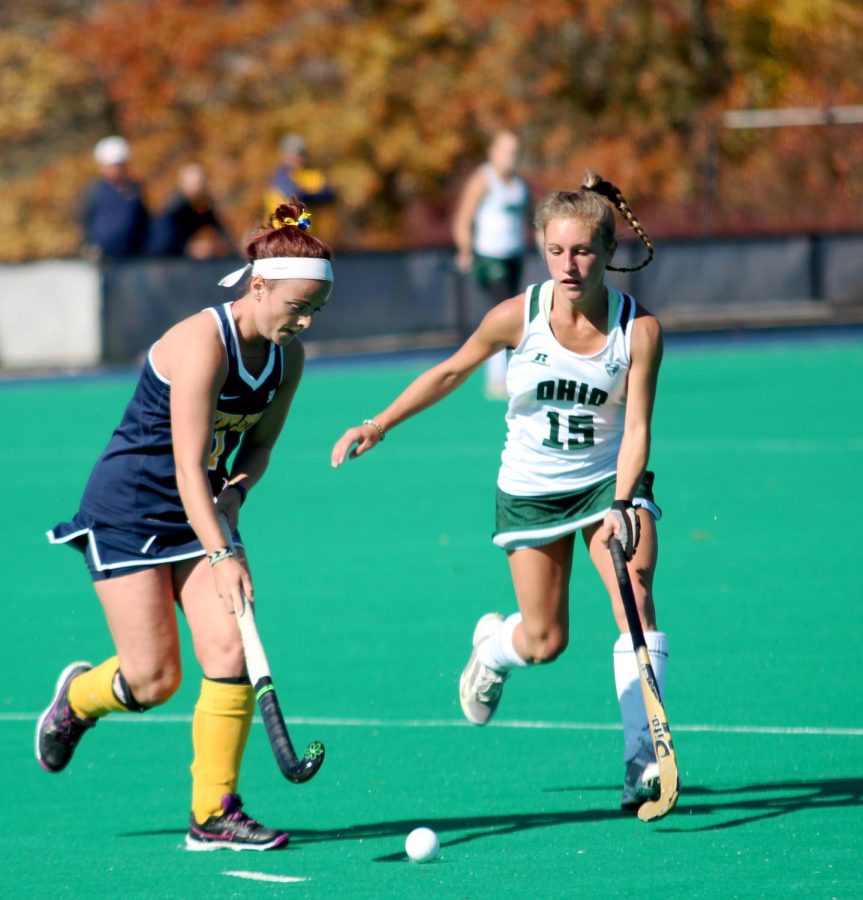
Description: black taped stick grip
xmin=609 ymin=537 xmax=647 ymax=652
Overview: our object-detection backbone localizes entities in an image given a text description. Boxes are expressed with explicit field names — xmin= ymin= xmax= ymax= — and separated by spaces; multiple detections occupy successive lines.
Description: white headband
xmin=218 ymin=257 xmax=334 ymax=287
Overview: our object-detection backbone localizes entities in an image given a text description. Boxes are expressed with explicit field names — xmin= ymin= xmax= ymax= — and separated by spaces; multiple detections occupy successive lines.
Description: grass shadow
xmin=119 ymin=809 xmax=625 ymax=855
xmin=546 ymin=776 xmax=863 ymax=832
xmin=289 ymin=808 xmax=625 ymax=861
xmin=118 ymin=777 xmax=863 ymax=846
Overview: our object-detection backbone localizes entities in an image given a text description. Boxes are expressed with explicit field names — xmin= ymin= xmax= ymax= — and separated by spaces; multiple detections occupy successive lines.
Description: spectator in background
xmin=79 ymin=136 xmax=150 ymax=260
xmin=452 ymin=130 xmax=531 ymax=399
xmin=265 ymin=134 xmax=338 ymax=244
xmin=149 ymin=163 xmax=234 ymax=259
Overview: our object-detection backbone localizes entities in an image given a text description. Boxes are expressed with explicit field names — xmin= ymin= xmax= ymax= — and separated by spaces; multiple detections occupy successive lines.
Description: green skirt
xmin=493 ymin=471 xmax=660 ymax=550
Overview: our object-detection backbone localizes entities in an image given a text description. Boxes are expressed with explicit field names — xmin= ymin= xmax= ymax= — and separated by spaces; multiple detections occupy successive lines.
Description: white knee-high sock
xmin=613 ymin=631 xmax=668 ymax=763
xmin=477 ymin=613 xmax=530 ymax=672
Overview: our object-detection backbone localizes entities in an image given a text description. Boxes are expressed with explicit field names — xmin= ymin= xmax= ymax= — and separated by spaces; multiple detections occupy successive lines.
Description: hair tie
xmin=273 ymin=211 xmax=312 ymax=231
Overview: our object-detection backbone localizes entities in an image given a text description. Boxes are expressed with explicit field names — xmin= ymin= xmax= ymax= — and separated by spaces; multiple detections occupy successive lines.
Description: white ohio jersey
xmin=473 ymin=164 xmax=530 ymax=259
xmin=498 ymin=280 xmax=636 ymax=496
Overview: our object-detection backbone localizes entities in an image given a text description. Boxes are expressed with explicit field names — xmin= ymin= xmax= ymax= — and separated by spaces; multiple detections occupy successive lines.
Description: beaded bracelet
xmin=208 ymin=547 xmax=235 ymax=567
xmin=363 ymin=418 xmax=386 ymax=441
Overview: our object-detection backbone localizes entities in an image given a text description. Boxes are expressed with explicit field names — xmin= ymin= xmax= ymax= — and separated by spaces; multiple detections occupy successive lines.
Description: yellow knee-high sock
xmin=190 ymin=679 xmax=255 ymax=824
xmin=68 ymin=656 xmax=131 ymax=719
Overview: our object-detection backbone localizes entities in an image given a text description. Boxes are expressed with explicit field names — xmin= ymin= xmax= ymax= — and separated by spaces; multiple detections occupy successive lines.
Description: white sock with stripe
xmin=477 ymin=613 xmax=530 ymax=672
xmin=613 ymin=630 xmax=668 ymax=762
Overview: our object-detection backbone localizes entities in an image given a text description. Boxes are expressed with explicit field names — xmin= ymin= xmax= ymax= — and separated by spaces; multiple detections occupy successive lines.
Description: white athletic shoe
xmin=459 ymin=613 xmax=508 ymax=726
xmin=621 ymin=744 xmax=661 ymax=811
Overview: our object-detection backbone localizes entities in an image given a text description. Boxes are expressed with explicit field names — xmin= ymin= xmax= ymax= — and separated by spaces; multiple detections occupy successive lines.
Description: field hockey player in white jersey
xmin=332 ymin=173 xmax=666 ymax=812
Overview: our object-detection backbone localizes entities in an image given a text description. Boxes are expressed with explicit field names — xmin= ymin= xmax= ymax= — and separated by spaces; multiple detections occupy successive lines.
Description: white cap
xmin=280 ymin=133 xmax=306 ymax=154
xmin=94 ymin=136 xmax=130 ymax=166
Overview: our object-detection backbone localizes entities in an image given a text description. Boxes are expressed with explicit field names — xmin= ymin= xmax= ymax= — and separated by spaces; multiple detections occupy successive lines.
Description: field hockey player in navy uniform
xmin=37 ymin=200 xmax=333 ymax=850
xmin=332 ymin=174 xmax=667 ymax=812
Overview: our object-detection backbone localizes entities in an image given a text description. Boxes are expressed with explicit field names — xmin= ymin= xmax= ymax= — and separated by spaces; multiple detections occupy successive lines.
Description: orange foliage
xmin=1 ymin=0 xmax=862 ymax=260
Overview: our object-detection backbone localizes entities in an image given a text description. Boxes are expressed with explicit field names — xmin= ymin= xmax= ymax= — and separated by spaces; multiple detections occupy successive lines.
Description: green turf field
xmin=4 ymin=335 xmax=862 ymax=898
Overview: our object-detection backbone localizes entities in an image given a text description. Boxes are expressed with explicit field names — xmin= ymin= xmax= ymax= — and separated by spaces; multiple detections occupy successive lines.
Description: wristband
xmin=363 ymin=418 xmax=386 ymax=441
xmin=208 ymin=547 xmax=235 ymax=567
xmin=224 ymin=480 xmax=248 ymax=505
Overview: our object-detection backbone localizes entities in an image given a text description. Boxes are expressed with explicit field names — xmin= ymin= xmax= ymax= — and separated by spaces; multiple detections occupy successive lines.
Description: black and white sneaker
xmin=621 ymin=745 xmax=661 ymax=811
xmin=186 ymin=794 xmax=290 ymax=851
xmin=36 ymin=661 xmax=96 ymax=773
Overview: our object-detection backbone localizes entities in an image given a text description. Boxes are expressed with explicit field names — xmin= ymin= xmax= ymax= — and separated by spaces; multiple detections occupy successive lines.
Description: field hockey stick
xmin=608 ymin=538 xmax=679 ymax=821
xmin=218 ymin=514 xmax=325 ymax=784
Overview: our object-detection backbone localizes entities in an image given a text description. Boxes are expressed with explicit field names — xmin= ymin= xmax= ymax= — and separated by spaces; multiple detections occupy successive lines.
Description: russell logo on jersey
xmin=532 ymin=353 xmax=621 ymax=377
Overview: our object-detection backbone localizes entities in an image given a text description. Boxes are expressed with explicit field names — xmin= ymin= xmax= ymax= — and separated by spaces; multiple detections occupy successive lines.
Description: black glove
xmin=609 ymin=500 xmax=640 ymax=561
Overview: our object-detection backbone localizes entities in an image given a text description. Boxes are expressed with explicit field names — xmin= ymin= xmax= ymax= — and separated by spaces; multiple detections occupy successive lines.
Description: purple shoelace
xmin=220 ymin=794 xmax=260 ymax=827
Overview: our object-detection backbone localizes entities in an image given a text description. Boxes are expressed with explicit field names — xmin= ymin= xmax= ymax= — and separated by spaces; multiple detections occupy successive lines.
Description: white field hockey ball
xmin=405 ymin=827 xmax=440 ymax=863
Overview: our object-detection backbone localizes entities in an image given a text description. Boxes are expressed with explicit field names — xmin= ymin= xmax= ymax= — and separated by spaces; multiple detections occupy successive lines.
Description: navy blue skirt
xmin=48 ymin=511 xmax=243 ymax=582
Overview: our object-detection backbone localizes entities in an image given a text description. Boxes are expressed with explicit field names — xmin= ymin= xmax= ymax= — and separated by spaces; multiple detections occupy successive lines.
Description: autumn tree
xmin=0 ymin=0 xmax=861 ymax=261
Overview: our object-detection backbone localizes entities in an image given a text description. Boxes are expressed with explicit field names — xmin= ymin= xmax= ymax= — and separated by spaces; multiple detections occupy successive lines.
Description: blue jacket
xmin=80 ymin=179 xmax=150 ymax=257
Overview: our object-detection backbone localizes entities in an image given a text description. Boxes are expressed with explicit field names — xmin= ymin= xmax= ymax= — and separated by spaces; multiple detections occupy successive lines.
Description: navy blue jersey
xmin=76 ymin=302 xmax=285 ymax=535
